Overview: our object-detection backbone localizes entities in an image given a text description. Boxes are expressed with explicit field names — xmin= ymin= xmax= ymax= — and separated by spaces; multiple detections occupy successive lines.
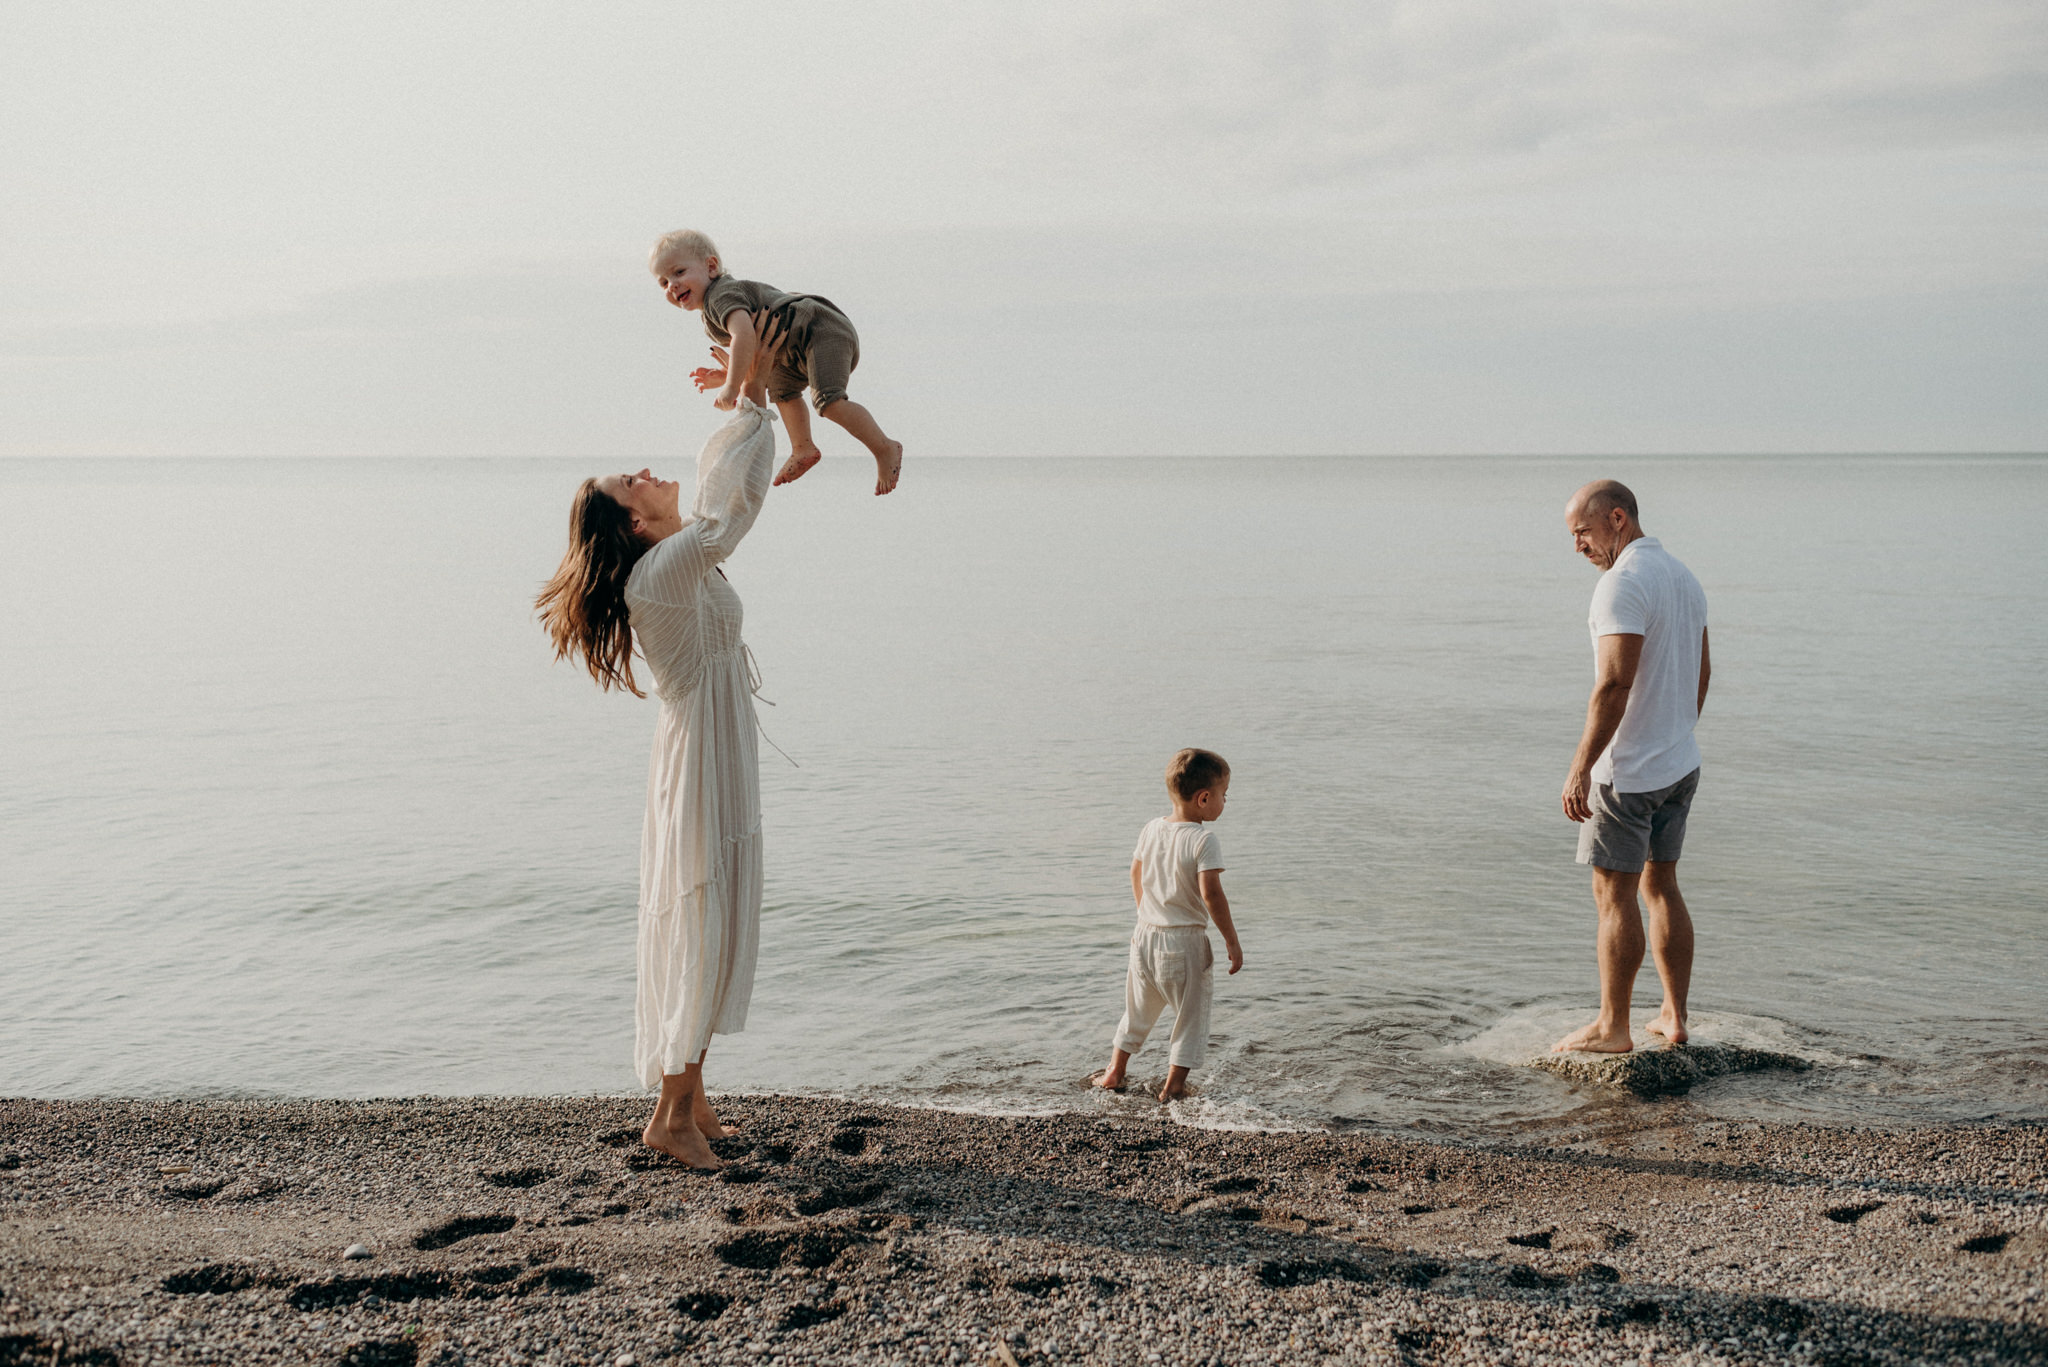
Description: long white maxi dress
xmin=624 ymin=401 xmax=773 ymax=1087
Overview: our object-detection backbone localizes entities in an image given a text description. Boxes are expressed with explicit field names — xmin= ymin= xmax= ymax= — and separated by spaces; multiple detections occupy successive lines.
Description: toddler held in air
xmin=1093 ymin=748 xmax=1243 ymax=1104
xmin=650 ymin=229 xmax=904 ymax=496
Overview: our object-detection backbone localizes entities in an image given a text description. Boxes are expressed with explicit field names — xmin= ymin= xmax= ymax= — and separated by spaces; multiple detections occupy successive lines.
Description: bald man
xmin=1553 ymin=480 xmax=1710 ymax=1055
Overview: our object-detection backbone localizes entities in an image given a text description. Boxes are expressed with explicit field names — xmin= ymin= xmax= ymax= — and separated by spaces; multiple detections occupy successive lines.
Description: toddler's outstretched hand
xmin=691 ymin=346 xmax=730 ymax=394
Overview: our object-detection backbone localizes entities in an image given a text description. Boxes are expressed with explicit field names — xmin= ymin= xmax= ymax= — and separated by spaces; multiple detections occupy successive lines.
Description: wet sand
xmin=2 ymin=1096 xmax=2042 ymax=1365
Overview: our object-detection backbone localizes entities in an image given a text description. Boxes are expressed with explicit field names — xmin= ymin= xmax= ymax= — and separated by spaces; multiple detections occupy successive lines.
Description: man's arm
xmin=1562 ymin=632 xmax=1643 ymax=822
xmin=713 ymin=309 xmax=756 ymax=409
xmin=1200 ymin=869 xmax=1242 ymax=974
xmin=1697 ymin=626 xmax=1711 ymax=716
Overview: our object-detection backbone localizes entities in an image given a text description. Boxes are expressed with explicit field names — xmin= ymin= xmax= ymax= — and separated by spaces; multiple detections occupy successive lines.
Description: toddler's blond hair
xmin=650 ymin=229 xmax=723 ymax=277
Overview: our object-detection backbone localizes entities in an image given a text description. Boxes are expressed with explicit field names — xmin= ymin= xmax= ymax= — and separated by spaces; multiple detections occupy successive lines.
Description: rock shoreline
xmin=1 ymin=1096 xmax=2042 ymax=1365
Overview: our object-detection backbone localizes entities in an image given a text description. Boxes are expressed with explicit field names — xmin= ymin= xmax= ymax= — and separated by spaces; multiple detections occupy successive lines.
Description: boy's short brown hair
xmin=1166 ymin=747 xmax=1230 ymax=801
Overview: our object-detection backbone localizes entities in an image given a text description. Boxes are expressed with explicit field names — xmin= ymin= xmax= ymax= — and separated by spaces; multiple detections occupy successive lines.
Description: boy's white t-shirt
xmin=1132 ymin=817 xmax=1225 ymax=929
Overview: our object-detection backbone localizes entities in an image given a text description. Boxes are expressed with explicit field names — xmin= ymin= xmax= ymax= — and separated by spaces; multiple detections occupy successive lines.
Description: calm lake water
xmin=3 ymin=453 xmax=2044 ymax=1139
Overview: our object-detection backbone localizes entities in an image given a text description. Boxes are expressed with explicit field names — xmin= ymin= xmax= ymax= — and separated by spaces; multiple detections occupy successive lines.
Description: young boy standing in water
xmin=649 ymin=229 xmax=904 ymax=496
xmin=1093 ymin=749 xmax=1243 ymax=1103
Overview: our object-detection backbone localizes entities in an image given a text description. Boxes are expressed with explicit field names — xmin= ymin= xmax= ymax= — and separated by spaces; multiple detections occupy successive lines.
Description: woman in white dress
xmin=536 ymin=329 xmax=783 ymax=1171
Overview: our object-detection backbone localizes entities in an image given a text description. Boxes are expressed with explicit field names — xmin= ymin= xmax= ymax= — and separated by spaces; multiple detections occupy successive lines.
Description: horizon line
xmin=3 ymin=449 xmax=2044 ymax=462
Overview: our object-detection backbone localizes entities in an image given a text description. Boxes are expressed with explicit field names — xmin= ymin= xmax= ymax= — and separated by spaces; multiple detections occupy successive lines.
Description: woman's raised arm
xmin=632 ymin=316 xmax=789 ymax=598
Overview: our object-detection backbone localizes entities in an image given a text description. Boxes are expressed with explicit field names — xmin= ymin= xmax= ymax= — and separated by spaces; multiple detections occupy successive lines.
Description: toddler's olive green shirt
xmin=699 ymin=276 xmax=801 ymax=346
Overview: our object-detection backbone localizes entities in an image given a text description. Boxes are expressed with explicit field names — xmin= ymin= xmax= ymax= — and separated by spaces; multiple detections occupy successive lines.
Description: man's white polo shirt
xmin=1588 ymin=536 xmax=1709 ymax=793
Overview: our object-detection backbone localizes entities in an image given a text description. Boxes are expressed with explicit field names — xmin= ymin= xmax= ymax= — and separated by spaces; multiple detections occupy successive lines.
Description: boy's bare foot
xmin=1550 ymin=1020 xmax=1633 ymax=1054
xmin=641 ymin=1120 xmax=721 ymax=1171
xmin=1088 ymin=1068 xmax=1127 ymax=1094
xmin=1645 ymin=1011 xmax=1689 ymax=1044
xmin=873 ymin=440 xmax=903 ymax=496
xmin=773 ymin=442 xmax=822 ymax=487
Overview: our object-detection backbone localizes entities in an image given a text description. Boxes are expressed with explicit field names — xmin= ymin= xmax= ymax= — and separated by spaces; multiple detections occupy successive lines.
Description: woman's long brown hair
xmin=536 ymin=478 xmax=651 ymax=696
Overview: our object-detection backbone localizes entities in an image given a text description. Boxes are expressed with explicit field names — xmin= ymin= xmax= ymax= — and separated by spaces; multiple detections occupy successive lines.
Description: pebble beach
xmin=2 ymin=1096 xmax=2043 ymax=1366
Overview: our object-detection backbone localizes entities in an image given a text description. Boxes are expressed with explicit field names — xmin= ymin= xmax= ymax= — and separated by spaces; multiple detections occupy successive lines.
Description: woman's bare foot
xmin=1157 ymin=1080 xmax=1201 ymax=1103
xmin=1551 ymin=1020 xmax=1634 ymax=1054
xmin=1088 ymin=1068 xmax=1127 ymax=1094
xmin=692 ymin=1094 xmax=736 ymax=1139
xmin=1645 ymin=1011 xmax=1689 ymax=1044
xmin=873 ymin=440 xmax=903 ymax=496
xmin=641 ymin=1120 xmax=721 ymax=1171
xmin=773 ymin=443 xmax=822 ymax=487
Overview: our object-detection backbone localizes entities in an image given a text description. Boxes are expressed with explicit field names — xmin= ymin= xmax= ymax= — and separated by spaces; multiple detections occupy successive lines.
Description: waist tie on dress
xmin=743 ymin=644 xmax=799 ymax=769
xmin=652 ymin=644 xmax=797 ymax=767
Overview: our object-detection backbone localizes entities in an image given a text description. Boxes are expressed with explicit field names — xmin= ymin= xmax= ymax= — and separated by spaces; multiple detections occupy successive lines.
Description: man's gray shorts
xmin=1576 ymin=767 xmax=1700 ymax=873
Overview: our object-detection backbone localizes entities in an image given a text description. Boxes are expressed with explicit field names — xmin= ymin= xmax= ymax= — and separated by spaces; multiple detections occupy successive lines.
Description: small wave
xmin=1162 ymin=1093 xmax=1318 ymax=1133
xmin=731 ymin=1076 xmax=1313 ymax=1134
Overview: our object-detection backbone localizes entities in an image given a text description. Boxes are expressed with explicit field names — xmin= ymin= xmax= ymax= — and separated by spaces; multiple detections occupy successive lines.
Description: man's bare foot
xmin=873 ymin=440 xmax=902 ymax=496
xmin=1550 ymin=1020 xmax=1634 ymax=1054
xmin=773 ymin=443 xmax=821 ymax=487
xmin=1088 ymin=1068 xmax=1127 ymax=1094
xmin=641 ymin=1121 xmax=721 ymax=1171
xmin=692 ymin=1095 xmax=735 ymax=1139
xmin=1645 ymin=1012 xmax=1690 ymax=1044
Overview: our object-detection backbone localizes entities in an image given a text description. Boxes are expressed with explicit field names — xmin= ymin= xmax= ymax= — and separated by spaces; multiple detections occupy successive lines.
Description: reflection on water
xmin=2 ymin=454 xmax=2044 ymax=1137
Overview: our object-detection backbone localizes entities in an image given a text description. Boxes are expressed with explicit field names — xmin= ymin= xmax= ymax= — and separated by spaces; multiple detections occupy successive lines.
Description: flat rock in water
xmin=1527 ymin=1041 xmax=1810 ymax=1097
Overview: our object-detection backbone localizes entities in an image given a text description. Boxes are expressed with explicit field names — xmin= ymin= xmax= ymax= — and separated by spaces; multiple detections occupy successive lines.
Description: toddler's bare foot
xmin=1645 ymin=1011 xmax=1689 ymax=1044
xmin=873 ymin=440 xmax=903 ymax=496
xmin=641 ymin=1120 xmax=721 ymax=1171
xmin=773 ymin=442 xmax=822 ymax=487
xmin=1550 ymin=1020 xmax=1633 ymax=1054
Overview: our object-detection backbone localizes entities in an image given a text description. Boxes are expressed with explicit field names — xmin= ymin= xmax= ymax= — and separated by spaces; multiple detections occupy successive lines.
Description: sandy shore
xmin=1 ymin=1097 xmax=2042 ymax=1366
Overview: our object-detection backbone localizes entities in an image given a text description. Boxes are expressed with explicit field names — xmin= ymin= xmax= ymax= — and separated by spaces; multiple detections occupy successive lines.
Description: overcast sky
xmin=3 ymin=1 xmax=2043 ymax=456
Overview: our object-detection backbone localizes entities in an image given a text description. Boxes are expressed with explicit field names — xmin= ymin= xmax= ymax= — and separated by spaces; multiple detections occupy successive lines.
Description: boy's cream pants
xmin=1112 ymin=925 xmax=1214 ymax=1069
